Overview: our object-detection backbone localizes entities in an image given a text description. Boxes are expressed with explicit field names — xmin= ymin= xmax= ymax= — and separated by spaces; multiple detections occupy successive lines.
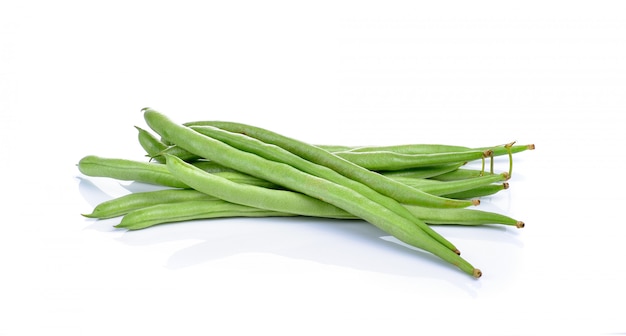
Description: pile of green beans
xmin=78 ymin=108 xmax=534 ymax=279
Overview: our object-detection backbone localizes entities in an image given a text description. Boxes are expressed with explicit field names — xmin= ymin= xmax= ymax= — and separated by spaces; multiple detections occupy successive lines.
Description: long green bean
xmin=115 ymin=197 xmax=524 ymax=230
xmin=190 ymin=124 xmax=469 ymax=253
xmin=142 ymin=110 xmax=480 ymax=277
xmin=188 ymin=123 xmax=479 ymax=208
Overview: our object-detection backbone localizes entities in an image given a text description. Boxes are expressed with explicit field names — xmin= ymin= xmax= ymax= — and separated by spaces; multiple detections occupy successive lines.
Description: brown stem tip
xmin=471 ymin=199 xmax=481 ymax=206
xmin=454 ymin=249 xmax=461 ymax=255
xmin=473 ymin=269 xmax=483 ymax=278
xmin=504 ymin=141 xmax=517 ymax=148
xmin=502 ymin=182 xmax=510 ymax=190
xmin=516 ymin=221 xmax=525 ymax=229
xmin=527 ymin=144 xmax=536 ymax=150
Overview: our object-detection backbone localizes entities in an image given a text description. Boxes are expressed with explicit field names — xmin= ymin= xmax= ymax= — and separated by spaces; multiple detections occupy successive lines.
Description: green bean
xmin=135 ymin=126 xmax=168 ymax=163
xmin=162 ymin=155 xmax=489 ymax=273
xmin=83 ymin=189 xmax=217 ymax=219
xmin=187 ymin=122 xmax=479 ymax=208
xmin=136 ymin=126 xmax=202 ymax=163
xmin=190 ymin=124 xmax=467 ymax=253
xmin=390 ymin=172 xmax=509 ymax=196
xmin=78 ymin=155 xmax=277 ymax=189
xmin=331 ymin=149 xmax=492 ymax=171
xmin=442 ymin=183 xmax=509 ymax=200
xmin=163 ymin=154 xmax=366 ymax=220
xmin=116 ymin=200 xmax=295 ymax=230
xmin=143 ymin=110 xmax=480 ymax=277
xmin=338 ymin=144 xmax=470 ymax=154
xmin=377 ymin=163 xmax=464 ymax=179
xmin=429 ymin=168 xmax=486 ymax=181
xmin=78 ymin=155 xmax=189 ymax=188
xmin=328 ymin=143 xmax=534 ymax=157
xmin=112 ymin=192 xmax=523 ymax=230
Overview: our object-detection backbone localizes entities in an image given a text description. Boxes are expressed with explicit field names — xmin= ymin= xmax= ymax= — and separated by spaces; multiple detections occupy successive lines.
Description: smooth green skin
xmin=83 ymin=189 xmax=217 ymax=219
xmin=429 ymin=168 xmax=486 ymax=181
xmin=332 ymin=150 xmax=489 ymax=171
xmin=84 ymin=172 xmax=510 ymax=220
xmin=389 ymin=172 xmax=508 ymax=196
xmin=137 ymin=126 xmax=202 ymax=163
xmin=163 ymin=154 xmax=367 ymax=220
xmin=443 ymin=184 xmax=508 ymax=199
xmin=341 ymin=144 xmax=470 ymax=154
xmin=116 ymin=200 xmax=295 ymax=230
xmin=78 ymin=155 xmax=276 ymax=189
xmin=186 ymin=122 xmax=475 ymax=209
xmin=143 ymin=110 xmax=479 ymax=277
xmin=117 ymin=199 xmax=522 ymax=230
xmin=378 ymin=163 xmax=464 ymax=178
xmin=78 ymin=155 xmax=189 ymax=188
xmin=98 ymin=188 xmax=520 ymax=230
xmin=163 ymin=155 xmax=482 ymax=276
xmin=135 ymin=126 xmax=169 ymax=163
xmin=191 ymin=125 xmax=465 ymax=253
xmin=330 ymin=143 xmax=532 ymax=156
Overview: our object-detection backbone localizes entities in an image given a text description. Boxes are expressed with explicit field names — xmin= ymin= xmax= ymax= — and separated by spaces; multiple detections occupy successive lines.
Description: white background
xmin=1 ymin=1 xmax=625 ymax=335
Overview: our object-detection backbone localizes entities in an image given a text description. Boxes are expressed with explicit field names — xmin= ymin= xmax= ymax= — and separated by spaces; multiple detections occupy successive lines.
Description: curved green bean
xmin=143 ymin=110 xmax=480 ymax=277
xmin=443 ymin=183 xmax=509 ymax=199
xmin=111 ymin=191 xmax=523 ymax=230
xmin=391 ymin=172 xmax=509 ymax=196
xmin=78 ymin=155 xmax=189 ymax=188
xmin=83 ymin=189 xmax=217 ymax=219
xmin=332 ymin=149 xmax=492 ymax=171
xmin=429 ymin=168 xmax=486 ymax=181
xmin=78 ymin=155 xmax=277 ymax=189
xmin=162 ymin=155 xmax=485 ymax=277
xmin=187 ymin=122 xmax=478 ymax=208
xmin=190 ymin=124 xmax=466 ymax=253
xmin=116 ymin=200 xmax=294 ymax=230
xmin=377 ymin=163 xmax=464 ymax=179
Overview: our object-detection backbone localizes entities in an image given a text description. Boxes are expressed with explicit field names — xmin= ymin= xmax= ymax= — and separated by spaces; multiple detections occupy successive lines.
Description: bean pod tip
xmin=516 ymin=221 xmax=525 ymax=229
xmin=473 ymin=269 xmax=482 ymax=278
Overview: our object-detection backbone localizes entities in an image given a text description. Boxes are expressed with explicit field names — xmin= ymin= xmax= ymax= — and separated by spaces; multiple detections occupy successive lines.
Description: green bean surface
xmin=79 ymin=107 xmax=535 ymax=280
xmin=142 ymin=110 xmax=480 ymax=277
xmin=188 ymin=123 xmax=478 ymax=208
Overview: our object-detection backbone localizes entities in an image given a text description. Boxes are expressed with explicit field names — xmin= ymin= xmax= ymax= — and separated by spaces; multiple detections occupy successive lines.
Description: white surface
xmin=1 ymin=1 xmax=625 ymax=335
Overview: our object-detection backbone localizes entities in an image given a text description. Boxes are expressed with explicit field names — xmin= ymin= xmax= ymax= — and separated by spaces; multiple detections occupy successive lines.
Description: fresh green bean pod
xmin=116 ymin=200 xmax=295 ymax=230
xmin=143 ymin=109 xmax=480 ymax=277
xmin=429 ymin=168 xmax=486 ymax=181
xmin=332 ymin=149 xmax=491 ymax=171
xmin=442 ymin=183 xmax=509 ymax=199
xmin=187 ymin=122 xmax=478 ymax=209
xmin=137 ymin=126 xmax=202 ymax=163
xmin=190 ymin=124 xmax=466 ymax=253
xmin=112 ymin=194 xmax=523 ymax=230
xmin=78 ymin=155 xmax=189 ymax=188
xmin=163 ymin=154 xmax=365 ymax=220
xmin=78 ymin=155 xmax=277 ymax=189
xmin=377 ymin=163 xmax=464 ymax=179
xmin=391 ymin=172 xmax=509 ymax=196
xmin=328 ymin=143 xmax=534 ymax=157
xmin=136 ymin=126 xmax=168 ymax=163
xmin=339 ymin=144 xmax=470 ymax=154
xmin=83 ymin=189 xmax=217 ymax=219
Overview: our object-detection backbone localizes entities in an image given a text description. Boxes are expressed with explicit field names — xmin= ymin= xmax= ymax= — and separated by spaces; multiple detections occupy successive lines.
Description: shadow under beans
xmin=113 ymin=216 xmax=501 ymax=294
